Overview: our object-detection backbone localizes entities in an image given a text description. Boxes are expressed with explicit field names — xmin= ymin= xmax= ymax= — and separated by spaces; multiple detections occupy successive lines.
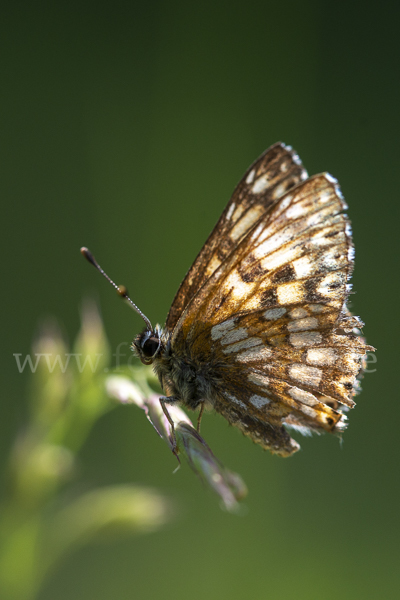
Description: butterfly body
xmin=109 ymin=142 xmax=373 ymax=457
xmin=134 ymin=322 xmax=303 ymax=456
xmin=135 ymin=325 xmax=223 ymax=411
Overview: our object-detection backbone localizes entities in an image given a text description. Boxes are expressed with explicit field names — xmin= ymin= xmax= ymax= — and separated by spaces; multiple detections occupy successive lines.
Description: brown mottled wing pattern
xmin=171 ymin=172 xmax=373 ymax=456
xmin=165 ymin=142 xmax=308 ymax=331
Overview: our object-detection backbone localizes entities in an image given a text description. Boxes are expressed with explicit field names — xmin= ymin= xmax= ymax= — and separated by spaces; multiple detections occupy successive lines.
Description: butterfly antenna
xmin=80 ymin=247 xmax=153 ymax=331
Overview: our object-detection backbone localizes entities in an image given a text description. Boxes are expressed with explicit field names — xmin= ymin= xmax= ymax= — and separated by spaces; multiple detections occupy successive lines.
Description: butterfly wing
xmin=170 ymin=170 xmax=373 ymax=455
xmin=165 ymin=142 xmax=308 ymax=331
xmin=205 ymin=308 xmax=369 ymax=456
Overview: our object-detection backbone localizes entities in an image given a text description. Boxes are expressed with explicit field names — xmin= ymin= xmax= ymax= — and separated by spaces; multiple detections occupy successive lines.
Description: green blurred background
xmin=1 ymin=1 xmax=399 ymax=598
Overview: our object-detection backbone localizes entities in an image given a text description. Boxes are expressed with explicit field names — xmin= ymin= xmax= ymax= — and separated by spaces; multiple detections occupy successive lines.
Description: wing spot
xmin=226 ymin=203 xmax=236 ymax=220
xmin=285 ymin=202 xmax=308 ymax=219
xmin=225 ymin=393 xmax=247 ymax=409
xmin=248 ymin=372 xmax=270 ymax=388
xmin=306 ymin=348 xmax=337 ymax=366
xmin=222 ymin=336 xmax=261 ymax=354
xmin=309 ymin=304 xmax=326 ymax=313
xmin=288 ymin=307 xmax=309 ymax=319
xmin=277 ymin=281 xmax=305 ymax=305
xmin=287 ymin=316 xmax=319 ymax=332
xmin=289 ymin=331 xmax=322 ymax=347
xmin=271 ymin=182 xmax=289 ymax=200
xmin=236 ymin=346 xmax=273 ymax=362
xmin=223 ymin=269 xmax=257 ymax=300
xmin=230 ymin=206 xmax=264 ymax=241
xmin=246 ymin=169 xmax=256 ymax=184
xmin=288 ymin=387 xmax=319 ymax=407
xmin=299 ymin=405 xmax=319 ymax=419
xmin=249 ymin=394 xmax=271 ymax=408
xmin=252 ymin=174 xmax=269 ymax=193
xmin=288 ymin=364 xmax=322 ymax=387
xmin=293 ymin=256 xmax=313 ymax=278
xmin=263 ymin=307 xmax=286 ymax=320
xmin=211 ymin=319 xmax=236 ymax=341
xmin=220 ymin=327 xmax=248 ymax=345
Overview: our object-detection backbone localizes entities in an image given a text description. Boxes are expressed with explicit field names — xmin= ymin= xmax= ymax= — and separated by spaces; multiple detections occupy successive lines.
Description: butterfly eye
xmin=141 ymin=336 xmax=160 ymax=358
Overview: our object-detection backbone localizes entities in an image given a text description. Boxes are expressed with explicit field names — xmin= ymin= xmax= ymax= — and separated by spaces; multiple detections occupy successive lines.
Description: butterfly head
xmin=133 ymin=325 xmax=163 ymax=365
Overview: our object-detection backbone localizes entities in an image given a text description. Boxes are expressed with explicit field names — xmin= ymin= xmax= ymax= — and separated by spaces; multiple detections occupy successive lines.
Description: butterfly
xmin=81 ymin=142 xmax=373 ymax=457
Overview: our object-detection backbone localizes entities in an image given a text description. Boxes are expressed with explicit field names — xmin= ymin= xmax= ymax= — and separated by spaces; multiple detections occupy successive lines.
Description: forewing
xmin=171 ymin=173 xmax=373 ymax=454
xmin=175 ymin=174 xmax=351 ymax=336
xmin=165 ymin=142 xmax=308 ymax=330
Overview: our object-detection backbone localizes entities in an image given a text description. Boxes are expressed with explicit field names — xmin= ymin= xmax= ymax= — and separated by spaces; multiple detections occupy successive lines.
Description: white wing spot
xmin=225 ymin=393 xmax=247 ymax=409
xmin=288 ymin=387 xmax=319 ymax=407
xmin=253 ymin=228 xmax=292 ymax=257
xmin=274 ymin=193 xmax=293 ymax=214
xmin=306 ymin=348 xmax=337 ymax=366
xmin=263 ymin=307 xmax=286 ymax=320
xmin=288 ymin=364 xmax=322 ymax=387
xmin=230 ymin=206 xmax=264 ymax=241
xmin=299 ymin=405 xmax=319 ymax=419
xmin=309 ymin=304 xmax=326 ymax=314
xmin=270 ymin=182 xmax=289 ymax=200
xmin=249 ymin=394 xmax=271 ymax=408
xmin=260 ymin=244 xmax=303 ymax=272
xmin=289 ymin=331 xmax=322 ymax=347
xmin=226 ymin=203 xmax=236 ymax=220
xmin=211 ymin=319 xmax=235 ymax=341
xmin=248 ymin=373 xmax=270 ymax=388
xmin=220 ymin=327 xmax=248 ymax=345
xmin=293 ymin=256 xmax=312 ymax=278
xmin=252 ymin=174 xmax=269 ymax=194
xmin=289 ymin=307 xmax=309 ymax=319
xmin=222 ymin=336 xmax=261 ymax=354
xmin=285 ymin=202 xmax=308 ymax=220
xmin=223 ymin=269 xmax=257 ymax=300
xmin=277 ymin=281 xmax=305 ymax=305
xmin=246 ymin=169 xmax=256 ymax=184
xmin=319 ymin=190 xmax=333 ymax=203
xmin=236 ymin=346 xmax=273 ymax=362
xmin=287 ymin=317 xmax=319 ymax=332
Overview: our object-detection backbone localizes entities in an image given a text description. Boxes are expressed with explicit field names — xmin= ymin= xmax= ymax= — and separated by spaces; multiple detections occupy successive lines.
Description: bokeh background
xmin=2 ymin=1 xmax=399 ymax=599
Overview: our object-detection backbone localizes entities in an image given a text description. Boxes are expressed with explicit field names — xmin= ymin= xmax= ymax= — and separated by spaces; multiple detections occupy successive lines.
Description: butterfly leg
xmin=159 ymin=396 xmax=179 ymax=456
xmin=196 ymin=401 xmax=205 ymax=433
